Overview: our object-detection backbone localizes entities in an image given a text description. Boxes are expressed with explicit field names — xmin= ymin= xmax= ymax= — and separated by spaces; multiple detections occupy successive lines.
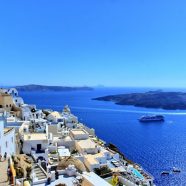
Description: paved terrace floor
xmin=0 ymin=160 xmax=9 ymax=186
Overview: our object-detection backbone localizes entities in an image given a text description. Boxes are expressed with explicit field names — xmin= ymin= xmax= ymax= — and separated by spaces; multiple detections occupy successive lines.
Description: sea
xmin=18 ymin=87 xmax=186 ymax=186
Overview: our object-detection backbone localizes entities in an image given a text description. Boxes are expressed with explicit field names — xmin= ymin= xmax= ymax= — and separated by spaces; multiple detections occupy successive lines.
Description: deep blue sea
xmin=19 ymin=88 xmax=186 ymax=186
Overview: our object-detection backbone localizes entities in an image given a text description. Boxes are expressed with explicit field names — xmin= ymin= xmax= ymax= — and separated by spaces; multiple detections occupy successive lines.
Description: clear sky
xmin=0 ymin=0 xmax=186 ymax=87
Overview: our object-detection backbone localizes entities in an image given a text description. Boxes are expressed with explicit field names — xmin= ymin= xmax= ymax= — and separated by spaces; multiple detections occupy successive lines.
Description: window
xmin=58 ymin=119 xmax=63 ymax=122
xmin=10 ymin=104 xmax=11 ymax=107
xmin=6 ymin=105 xmax=8 ymax=108
xmin=6 ymin=141 xmax=8 ymax=148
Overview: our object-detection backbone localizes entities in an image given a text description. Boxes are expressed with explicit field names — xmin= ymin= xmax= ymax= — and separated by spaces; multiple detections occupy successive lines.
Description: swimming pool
xmin=130 ymin=167 xmax=144 ymax=180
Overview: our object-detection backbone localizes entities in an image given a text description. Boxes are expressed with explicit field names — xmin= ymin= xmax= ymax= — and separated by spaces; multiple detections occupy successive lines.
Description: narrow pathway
xmin=0 ymin=160 xmax=9 ymax=186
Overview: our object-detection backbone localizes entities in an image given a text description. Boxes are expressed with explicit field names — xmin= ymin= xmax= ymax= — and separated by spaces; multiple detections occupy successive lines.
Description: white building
xmin=8 ymin=88 xmax=24 ymax=107
xmin=13 ymin=96 xmax=24 ymax=107
xmin=7 ymin=88 xmax=19 ymax=97
xmin=22 ymin=133 xmax=49 ymax=154
xmin=57 ymin=136 xmax=75 ymax=151
xmin=47 ymin=111 xmax=63 ymax=123
xmin=21 ymin=104 xmax=45 ymax=121
xmin=76 ymin=139 xmax=99 ymax=155
xmin=58 ymin=146 xmax=71 ymax=157
xmin=0 ymin=113 xmax=16 ymax=157
xmin=84 ymin=150 xmax=112 ymax=171
xmin=21 ymin=105 xmax=32 ymax=121
xmin=82 ymin=172 xmax=111 ymax=186
xmin=70 ymin=129 xmax=89 ymax=140
xmin=62 ymin=105 xmax=78 ymax=128
xmin=19 ymin=121 xmax=49 ymax=155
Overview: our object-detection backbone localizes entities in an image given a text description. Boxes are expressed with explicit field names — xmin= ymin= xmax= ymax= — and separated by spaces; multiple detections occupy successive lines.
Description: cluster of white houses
xmin=0 ymin=88 xmax=154 ymax=186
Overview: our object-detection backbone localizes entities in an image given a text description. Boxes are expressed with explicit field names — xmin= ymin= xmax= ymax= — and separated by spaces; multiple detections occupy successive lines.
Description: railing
xmin=4 ymin=127 xmax=15 ymax=135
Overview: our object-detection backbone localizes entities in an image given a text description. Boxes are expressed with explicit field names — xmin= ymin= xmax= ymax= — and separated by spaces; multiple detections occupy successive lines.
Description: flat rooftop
xmin=83 ymin=172 xmax=111 ymax=186
xmin=23 ymin=133 xmax=48 ymax=141
xmin=76 ymin=139 xmax=96 ymax=149
xmin=84 ymin=154 xmax=99 ymax=164
xmin=71 ymin=129 xmax=87 ymax=135
xmin=58 ymin=147 xmax=71 ymax=157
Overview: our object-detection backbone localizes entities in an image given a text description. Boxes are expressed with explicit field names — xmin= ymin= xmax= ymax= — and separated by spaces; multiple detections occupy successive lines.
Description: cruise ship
xmin=139 ymin=115 xmax=164 ymax=122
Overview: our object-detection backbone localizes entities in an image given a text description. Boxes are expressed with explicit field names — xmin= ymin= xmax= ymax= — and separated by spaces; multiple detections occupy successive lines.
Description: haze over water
xmin=19 ymin=87 xmax=186 ymax=186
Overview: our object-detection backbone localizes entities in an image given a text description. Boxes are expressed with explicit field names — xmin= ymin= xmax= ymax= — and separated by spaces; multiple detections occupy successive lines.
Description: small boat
xmin=172 ymin=167 xmax=181 ymax=173
xmin=139 ymin=115 xmax=164 ymax=122
xmin=161 ymin=171 xmax=170 ymax=175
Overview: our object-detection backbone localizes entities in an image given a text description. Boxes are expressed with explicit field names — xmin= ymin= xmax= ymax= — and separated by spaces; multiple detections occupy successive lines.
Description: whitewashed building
xmin=61 ymin=105 xmax=78 ymax=128
xmin=7 ymin=88 xmax=19 ymax=97
xmin=70 ymin=129 xmax=89 ymax=140
xmin=47 ymin=111 xmax=63 ymax=123
xmin=0 ymin=113 xmax=16 ymax=157
xmin=7 ymin=88 xmax=25 ymax=107
xmin=13 ymin=96 xmax=24 ymax=107
xmin=21 ymin=104 xmax=45 ymax=121
xmin=19 ymin=121 xmax=49 ymax=155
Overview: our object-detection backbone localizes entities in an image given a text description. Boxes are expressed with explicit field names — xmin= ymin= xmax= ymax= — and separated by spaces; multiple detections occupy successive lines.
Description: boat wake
xmin=39 ymin=104 xmax=186 ymax=115
xmin=71 ymin=106 xmax=186 ymax=115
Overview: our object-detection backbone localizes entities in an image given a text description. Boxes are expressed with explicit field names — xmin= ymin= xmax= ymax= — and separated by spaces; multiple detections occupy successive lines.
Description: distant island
xmin=93 ymin=91 xmax=186 ymax=110
xmin=16 ymin=84 xmax=93 ymax=91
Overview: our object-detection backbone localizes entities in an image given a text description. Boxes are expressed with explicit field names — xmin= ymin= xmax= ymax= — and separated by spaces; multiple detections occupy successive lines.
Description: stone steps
xmin=33 ymin=164 xmax=47 ymax=180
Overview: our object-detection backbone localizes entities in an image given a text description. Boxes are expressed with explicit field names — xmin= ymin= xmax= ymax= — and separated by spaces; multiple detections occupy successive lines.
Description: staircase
xmin=33 ymin=164 xmax=47 ymax=183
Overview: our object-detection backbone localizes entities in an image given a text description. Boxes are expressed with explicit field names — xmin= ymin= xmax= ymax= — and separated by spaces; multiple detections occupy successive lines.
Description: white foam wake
xmin=71 ymin=106 xmax=186 ymax=115
xmin=39 ymin=104 xmax=186 ymax=115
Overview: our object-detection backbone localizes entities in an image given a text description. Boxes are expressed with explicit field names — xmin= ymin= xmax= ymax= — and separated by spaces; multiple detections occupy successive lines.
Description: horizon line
xmin=1 ymin=84 xmax=186 ymax=90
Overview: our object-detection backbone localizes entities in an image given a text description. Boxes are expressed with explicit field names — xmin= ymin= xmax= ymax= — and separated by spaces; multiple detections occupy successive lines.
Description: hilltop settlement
xmin=0 ymin=88 xmax=154 ymax=186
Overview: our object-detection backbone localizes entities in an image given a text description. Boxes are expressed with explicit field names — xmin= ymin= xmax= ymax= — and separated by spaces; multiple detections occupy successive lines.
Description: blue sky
xmin=0 ymin=0 xmax=186 ymax=87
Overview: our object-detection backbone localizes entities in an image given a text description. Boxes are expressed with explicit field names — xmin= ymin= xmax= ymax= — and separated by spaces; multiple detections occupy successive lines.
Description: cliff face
xmin=93 ymin=91 xmax=186 ymax=110
xmin=15 ymin=84 xmax=93 ymax=91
